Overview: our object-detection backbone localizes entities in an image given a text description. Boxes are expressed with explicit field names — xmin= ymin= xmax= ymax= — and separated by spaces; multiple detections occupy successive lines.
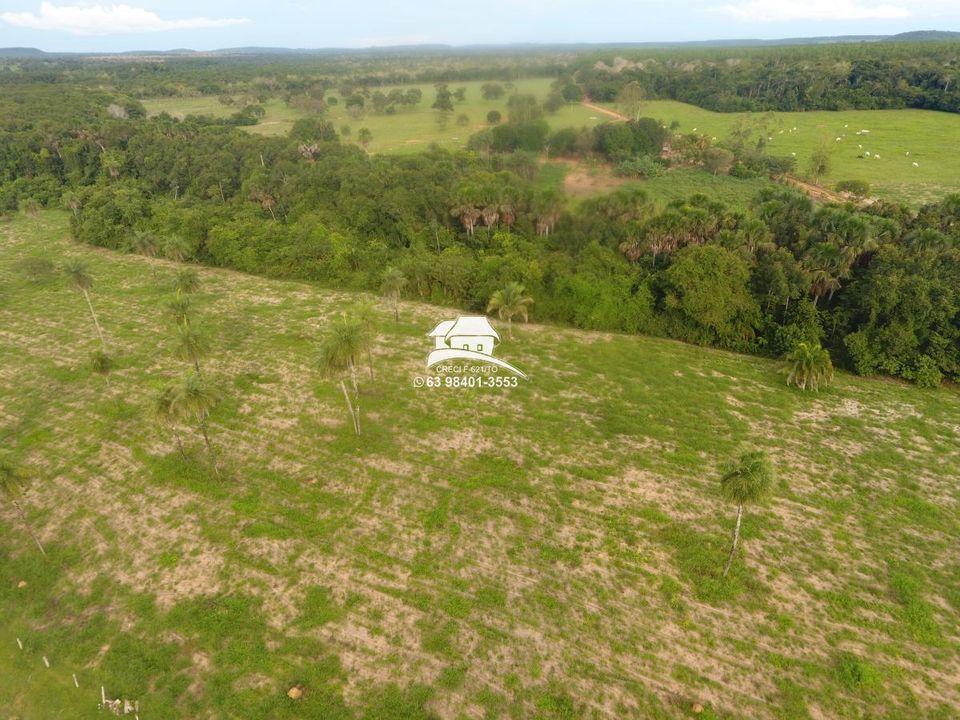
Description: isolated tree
xmin=0 ymin=459 xmax=47 ymax=556
xmin=153 ymin=385 xmax=186 ymax=458
xmin=486 ymin=282 xmax=533 ymax=339
xmin=169 ymin=373 xmax=221 ymax=469
xmin=174 ymin=322 xmax=211 ymax=374
xmin=720 ymin=451 xmax=774 ymax=577
xmin=319 ymin=326 xmax=362 ymax=435
xmin=64 ymin=260 xmax=106 ymax=350
xmin=486 ymin=110 xmax=502 ymax=125
xmin=783 ymin=342 xmax=834 ymax=392
xmin=380 ymin=267 xmax=407 ymax=324
xmin=617 ymin=81 xmax=645 ymax=121
xmin=357 ymin=127 xmax=373 ymax=149
xmin=808 ymin=143 xmax=832 ymax=184
xmin=432 ymin=83 xmax=454 ymax=112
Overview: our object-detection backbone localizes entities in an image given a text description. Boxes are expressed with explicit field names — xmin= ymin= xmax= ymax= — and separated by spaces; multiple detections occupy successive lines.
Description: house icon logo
xmin=426 ymin=316 xmax=527 ymax=378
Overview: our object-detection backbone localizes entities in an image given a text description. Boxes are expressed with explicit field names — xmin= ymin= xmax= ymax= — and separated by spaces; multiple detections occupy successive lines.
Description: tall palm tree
xmin=64 ymin=260 xmax=106 ymax=350
xmin=153 ymin=385 xmax=186 ymax=458
xmin=380 ymin=267 xmax=407 ymax=324
xmin=174 ymin=322 xmax=210 ymax=375
xmin=486 ymin=282 xmax=533 ymax=340
xmin=0 ymin=460 xmax=47 ymax=556
xmin=720 ymin=451 xmax=774 ymax=577
xmin=319 ymin=328 xmax=361 ymax=435
xmin=783 ymin=342 xmax=834 ymax=392
xmin=169 ymin=373 xmax=221 ymax=470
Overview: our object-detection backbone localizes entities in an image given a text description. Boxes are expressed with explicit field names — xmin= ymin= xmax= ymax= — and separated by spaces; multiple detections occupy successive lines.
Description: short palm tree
xmin=783 ymin=342 xmax=834 ymax=392
xmin=169 ymin=373 xmax=221 ymax=471
xmin=0 ymin=459 xmax=47 ymax=556
xmin=64 ymin=259 xmax=106 ymax=350
xmin=173 ymin=269 xmax=200 ymax=295
xmin=720 ymin=451 xmax=774 ymax=577
xmin=174 ymin=321 xmax=211 ymax=374
xmin=90 ymin=349 xmax=114 ymax=387
xmin=380 ymin=267 xmax=407 ymax=324
xmin=486 ymin=282 xmax=533 ymax=339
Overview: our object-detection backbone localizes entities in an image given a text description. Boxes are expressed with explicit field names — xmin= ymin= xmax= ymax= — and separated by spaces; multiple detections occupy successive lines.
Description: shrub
xmin=613 ymin=156 xmax=666 ymax=178
xmin=486 ymin=109 xmax=501 ymax=124
xmin=836 ymin=179 xmax=871 ymax=197
xmin=911 ymin=355 xmax=943 ymax=389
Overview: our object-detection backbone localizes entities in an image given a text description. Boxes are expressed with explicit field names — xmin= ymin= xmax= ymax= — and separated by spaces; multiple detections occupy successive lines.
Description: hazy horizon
xmin=0 ymin=1 xmax=958 ymax=53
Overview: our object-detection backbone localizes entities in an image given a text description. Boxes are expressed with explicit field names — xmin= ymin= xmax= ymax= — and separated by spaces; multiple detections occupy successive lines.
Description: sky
xmin=0 ymin=0 xmax=957 ymax=52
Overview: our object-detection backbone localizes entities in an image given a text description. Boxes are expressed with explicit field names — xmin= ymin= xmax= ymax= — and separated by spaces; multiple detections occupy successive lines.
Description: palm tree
xmin=783 ymin=342 xmax=834 ymax=392
xmin=174 ymin=322 xmax=211 ymax=374
xmin=169 ymin=373 xmax=221 ymax=469
xmin=153 ymin=385 xmax=186 ymax=458
xmin=128 ymin=230 xmax=160 ymax=279
xmin=318 ymin=328 xmax=361 ymax=435
xmin=167 ymin=295 xmax=193 ymax=327
xmin=486 ymin=282 xmax=533 ymax=340
xmin=162 ymin=235 xmax=191 ymax=264
xmin=64 ymin=260 xmax=106 ymax=350
xmin=0 ymin=459 xmax=47 ymax=556
xmin=720 ymin=451 xmax=774 ymax=577
xmin=90 ymin=349 xmax=114 ymax=387
xmin=380 ymin=267 xmax=407 ymax=324
xmin=173 ymin=269 xmax=200 ymax=295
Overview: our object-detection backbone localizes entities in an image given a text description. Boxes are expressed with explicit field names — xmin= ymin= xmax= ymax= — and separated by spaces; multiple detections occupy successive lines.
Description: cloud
xmin=0 ymin=2 xmax=250 ymax=35
xmin=720 ymin=0 xmax=910 ymax=20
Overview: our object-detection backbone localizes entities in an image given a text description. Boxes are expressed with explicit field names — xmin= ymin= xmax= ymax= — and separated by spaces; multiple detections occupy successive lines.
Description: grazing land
xmin=2 ymin=212 xmax=958 ymax=719
xmin=143 ymin=85 xmax=960 ymax=204
xmin=143 ymin=78 xmax=603 ymax=152
xmin=612 ymin=100 xmax=960 ymax=204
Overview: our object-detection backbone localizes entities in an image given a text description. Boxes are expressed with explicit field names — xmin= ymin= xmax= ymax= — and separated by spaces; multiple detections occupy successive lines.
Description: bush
xmin=486 ymin=110 xmax=501 ymax=124
xmin=836 ymin=179 xmax=871 ymax=197
xmin=613 ymin=156 xmax=666 ymax=178
xmin=911 ymin=355 xmax=943 ymax=388
xmin=835 ymin=652 xmax=881 ymax=692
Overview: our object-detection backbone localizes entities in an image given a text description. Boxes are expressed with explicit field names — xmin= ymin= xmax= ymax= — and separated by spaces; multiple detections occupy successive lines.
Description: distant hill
xmin=1 ymin=31 xmax=959 ymax=58
xmin=886 ymin=30 xmax=960 ymax=43
xmin=0 ymin=47 xmax=51 ymax=58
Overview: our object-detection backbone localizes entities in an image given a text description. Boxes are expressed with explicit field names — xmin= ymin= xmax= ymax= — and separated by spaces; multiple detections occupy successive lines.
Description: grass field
xmin=612 ymin=100 xmax=960 ymax=205
xmin=2 ymin=212 xmax=959 ymax=719
xmin=142 ymin=78 xmax=603 ymax=153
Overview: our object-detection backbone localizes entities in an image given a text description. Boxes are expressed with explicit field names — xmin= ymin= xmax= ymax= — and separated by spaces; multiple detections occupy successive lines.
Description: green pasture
xmin=1 ymin=212 xmax=958 ymax=719
xmin=621 ymin=100 xmax=960 ymax=204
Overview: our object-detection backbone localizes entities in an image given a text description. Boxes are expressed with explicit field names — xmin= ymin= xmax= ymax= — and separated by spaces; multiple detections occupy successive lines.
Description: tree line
xmin=1 ymin=89 xmax=958 ymax=387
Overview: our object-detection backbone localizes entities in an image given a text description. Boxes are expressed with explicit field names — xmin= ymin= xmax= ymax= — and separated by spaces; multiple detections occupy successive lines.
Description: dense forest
xmin=1 ymin=45 xmax=959 ymax=388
